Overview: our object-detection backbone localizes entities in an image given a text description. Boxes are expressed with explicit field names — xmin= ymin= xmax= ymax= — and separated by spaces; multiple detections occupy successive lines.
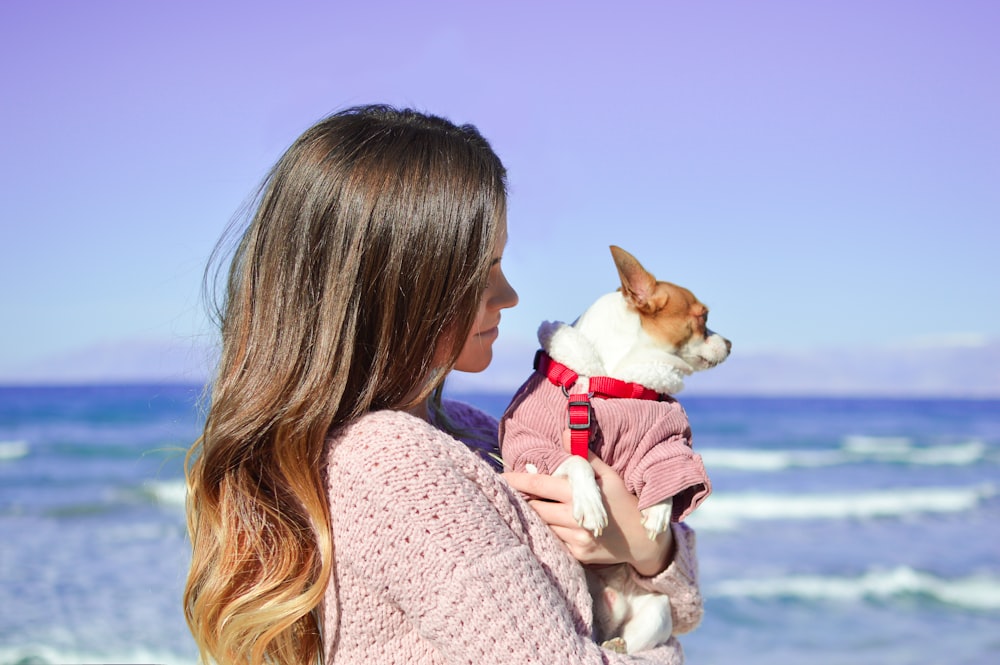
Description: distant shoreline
xmin=1 ymin=383 xmax=996 ymax=404
xmin=3 ymin=336 xmax=997 ymax=399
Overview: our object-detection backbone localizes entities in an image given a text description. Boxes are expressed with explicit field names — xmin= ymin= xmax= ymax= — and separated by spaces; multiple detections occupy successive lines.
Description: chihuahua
xmin=500 ymin=245 xmax=730 ymax=652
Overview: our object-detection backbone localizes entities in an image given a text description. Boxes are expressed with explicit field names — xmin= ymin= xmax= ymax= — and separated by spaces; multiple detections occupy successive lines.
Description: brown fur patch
xmin=610 ymin=245 xmax=711 ymax=350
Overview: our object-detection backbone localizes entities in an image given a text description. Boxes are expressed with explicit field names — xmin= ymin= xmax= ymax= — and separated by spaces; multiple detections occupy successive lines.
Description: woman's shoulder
xmin=327 ymin=409 xmax=452 ymax=465
xmin=440 ymin=398 xmax=499 ymax=437
xmin=323 ymin=408 xmax=513 ymax=529
xmin=325 ymin=406 xmax=496 ymax=478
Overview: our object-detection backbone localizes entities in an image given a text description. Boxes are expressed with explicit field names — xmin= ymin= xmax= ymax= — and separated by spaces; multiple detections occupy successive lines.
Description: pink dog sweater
xmin=321 ymin=401 xmax=702 ymax=663
xmin=501 ymin=369 xmax=711 ymax=521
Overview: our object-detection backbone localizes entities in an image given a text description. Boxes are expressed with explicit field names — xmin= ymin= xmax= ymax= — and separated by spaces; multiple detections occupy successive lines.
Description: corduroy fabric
xmin=501 ymin=373 xmax=711 ymax=520
xmin=321 ymin=400 xmax=702 ymax=663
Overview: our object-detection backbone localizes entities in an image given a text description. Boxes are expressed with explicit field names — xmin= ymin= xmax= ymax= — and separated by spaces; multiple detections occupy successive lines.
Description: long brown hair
xmin=184 ymin=105 xmax=507 ymax=665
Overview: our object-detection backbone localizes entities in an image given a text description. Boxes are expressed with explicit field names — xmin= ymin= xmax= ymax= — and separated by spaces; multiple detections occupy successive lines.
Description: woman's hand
xmin=503 ymin=444 xmax=674 ymax=577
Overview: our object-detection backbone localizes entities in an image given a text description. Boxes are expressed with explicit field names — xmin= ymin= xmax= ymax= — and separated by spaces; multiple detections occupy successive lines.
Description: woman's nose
xmin=492 ymin=271 xmax=518 ymax=310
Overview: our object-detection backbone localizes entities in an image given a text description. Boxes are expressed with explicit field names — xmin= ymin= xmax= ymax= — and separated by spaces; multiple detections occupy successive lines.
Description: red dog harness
xmin=533 ymin=350 xmax=666 ymax=458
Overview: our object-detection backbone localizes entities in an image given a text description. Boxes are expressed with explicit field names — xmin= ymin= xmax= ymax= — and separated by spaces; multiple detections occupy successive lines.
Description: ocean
xmin=0 ymin=385 xmax=997 ymax=664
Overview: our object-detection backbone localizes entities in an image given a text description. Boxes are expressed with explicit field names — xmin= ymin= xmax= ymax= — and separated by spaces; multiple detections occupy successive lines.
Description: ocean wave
xmin=0 ymin=440 xmax=29 ymax=461
xmin=700 ymin=448 xmax=842 ymax=471
xmin=843 ymin=435 xmax=988 ymax=465
xmin=688 ymin=484 xmax=995 ymax=529
xmin=143 ymin=479 xmax=187 ymax=507
xmin=701 ymin=437 xmax=989 ymax=472
xmin=710 ymin=566 xmax=1000 ymax=611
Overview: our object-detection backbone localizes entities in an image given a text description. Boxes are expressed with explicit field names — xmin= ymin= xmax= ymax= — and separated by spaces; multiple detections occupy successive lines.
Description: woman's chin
xmin=453 ymin=350 xmax=493 ymax=374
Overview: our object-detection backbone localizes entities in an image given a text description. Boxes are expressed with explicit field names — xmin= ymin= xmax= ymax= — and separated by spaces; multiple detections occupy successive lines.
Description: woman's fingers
xmin=587 ymin=452 xmax=613 ymax=475
xmin=545 ymin=523 xmax=602 ymax=558
xmin=502 ymin=471 xmax=573 ymax=503
xmin=503 ymin=444 xmax=674 ymax=573
xmin=521 ymin=496 xmax=579 ymax=529
xmin=505 ymin=470 xmax=606 ymax=557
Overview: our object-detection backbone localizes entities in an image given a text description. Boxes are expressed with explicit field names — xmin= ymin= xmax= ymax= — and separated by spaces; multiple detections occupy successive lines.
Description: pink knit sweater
xmin=321 ymin=401 xmax=702 ymax=663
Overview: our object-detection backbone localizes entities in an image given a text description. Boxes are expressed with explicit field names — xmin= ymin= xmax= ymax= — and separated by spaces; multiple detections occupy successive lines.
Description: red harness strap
xmin=533 ymin=350 xmax=664 ymax=458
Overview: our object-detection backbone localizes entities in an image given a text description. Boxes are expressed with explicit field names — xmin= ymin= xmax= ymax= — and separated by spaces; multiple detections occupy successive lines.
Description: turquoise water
xmin=1 ymin=386 xmax=997 ymax=664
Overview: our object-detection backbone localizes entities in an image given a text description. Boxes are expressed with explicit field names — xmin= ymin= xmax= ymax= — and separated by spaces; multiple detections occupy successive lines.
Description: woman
xmin=184 ymin=105 xmax=702 ymax=664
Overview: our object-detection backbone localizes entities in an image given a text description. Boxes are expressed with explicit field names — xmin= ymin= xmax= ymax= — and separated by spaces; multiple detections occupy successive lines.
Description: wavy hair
xmin=184 ymin=105 xmax=507 ymax=665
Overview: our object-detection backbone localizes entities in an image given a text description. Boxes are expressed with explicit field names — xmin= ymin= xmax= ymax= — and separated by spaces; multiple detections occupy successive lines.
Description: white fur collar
xmin=537 ymin=321 xmax=687 ymax=395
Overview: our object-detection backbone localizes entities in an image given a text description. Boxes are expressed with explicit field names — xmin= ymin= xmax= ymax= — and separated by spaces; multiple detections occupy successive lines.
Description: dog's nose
xmin=724 ymin=338 xmax=732 ymax=353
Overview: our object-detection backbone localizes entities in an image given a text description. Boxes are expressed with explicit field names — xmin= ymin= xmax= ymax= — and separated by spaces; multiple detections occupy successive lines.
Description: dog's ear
xmin=610 ymin=245 xmax=662 ymax=313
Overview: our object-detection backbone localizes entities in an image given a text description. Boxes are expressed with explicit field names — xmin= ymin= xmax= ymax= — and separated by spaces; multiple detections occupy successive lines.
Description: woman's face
xmin=453 ymin=218 xmax=518 ymax=373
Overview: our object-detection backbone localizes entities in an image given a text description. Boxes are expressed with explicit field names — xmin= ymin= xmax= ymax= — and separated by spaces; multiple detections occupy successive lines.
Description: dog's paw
xmin=640 ymin=499 xmax=673 ymax=540
xmin=601 ymin=637 xmax=628 ymax=654
xmin=572 ymin=484 xmax=608 ymax=537
xmin=554 ymin=456 xmax=608 ymax=537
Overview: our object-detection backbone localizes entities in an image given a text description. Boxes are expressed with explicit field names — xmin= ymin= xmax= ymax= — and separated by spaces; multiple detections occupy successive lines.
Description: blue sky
xmin=1 ymin=1 xmax=998 ymax=381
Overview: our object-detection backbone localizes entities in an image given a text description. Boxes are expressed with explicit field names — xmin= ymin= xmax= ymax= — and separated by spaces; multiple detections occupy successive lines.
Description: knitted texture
xmin=501 ymin=373 xmax=711 ymax=519
xmin=321 ymin=401 xmax=701 ymax=663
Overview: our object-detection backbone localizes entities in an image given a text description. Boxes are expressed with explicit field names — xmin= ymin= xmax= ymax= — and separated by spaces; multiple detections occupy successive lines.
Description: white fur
xmin=541 ymin=302 xmax=692 ymax=397
xmin=620 ymin=594 xmax=674 ymax=652
xmin=569 ymin=293 xmax=643 ymax=375
xmin=547 ymin=292 xmax=719 ymax=395
xmin=640 ymin=500 xmax=673 ymax=539
xmin=539 ymin=321 xmax=605 ymax=381
xmin=586 ymin=563 xmax=674 ymax=653
xmin=552 ymin=455 xmax=608 ymax=536
xmin=678 ymin=327 xmax=731 ymax=371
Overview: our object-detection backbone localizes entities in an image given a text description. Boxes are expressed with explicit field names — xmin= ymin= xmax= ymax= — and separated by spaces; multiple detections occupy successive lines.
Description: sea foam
xmin=701 ymin=437 xmax=988 ymax=472
xmin=688 ymin=484 xmax=995 ymax=530
xmin=711 ymin=566 xmax=1000 ymax=611
xmin=0 ymin=440 xmax=28 ymax=461
xmin=144 ymin=479 xmax=187 ymax=507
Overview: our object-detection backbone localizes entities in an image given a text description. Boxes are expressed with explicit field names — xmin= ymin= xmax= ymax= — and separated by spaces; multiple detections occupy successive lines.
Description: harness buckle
xmin=567 ymin=400 xmax=592 ymax=430
xmin=565 ymin=389 xmax=594 ymax=432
